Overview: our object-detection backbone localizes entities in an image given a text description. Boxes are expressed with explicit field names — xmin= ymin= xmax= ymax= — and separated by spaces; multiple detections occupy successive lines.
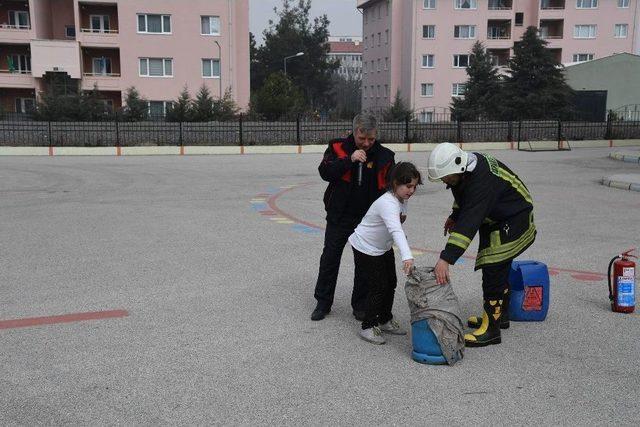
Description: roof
xmin=328 ymin=41 xmax=363 ymax=54
xmin=564 ymin=52 xmax=640 ymax=69
xmin=357 ymin=0 xmax=385 ymax=9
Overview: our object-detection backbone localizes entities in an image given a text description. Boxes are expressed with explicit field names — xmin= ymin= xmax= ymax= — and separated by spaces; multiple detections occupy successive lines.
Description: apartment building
xmin=0 ymin=0 xmax=249 ymax=116
xmin=327 ymin=37 xmax=363 ymax=80
xmin=358 ymin=0 xmax=640 ymax=121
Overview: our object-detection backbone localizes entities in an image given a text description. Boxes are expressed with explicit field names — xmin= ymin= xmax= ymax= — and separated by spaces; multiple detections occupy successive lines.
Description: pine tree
xmin=501 ymin=26 xmax=574 ymax=120
xmin=192 ymin=85 xmax=215 ymax=122
xmin=81 ymin=84 xmax=108 ymax=120
xmin=166 ymin=86 xmax=193 ymax=122
xmin=382 ymin=91 xmax=413 ymax=122
xmin=451 ymin=41 xmax=502 ymax=121
xmin=253 ymin=72 xmax=305 ymax=120
xmin=212 ymin=88 xmax=240 ymax=121
xmin=122 ymin=87 xmax=148 ymax=121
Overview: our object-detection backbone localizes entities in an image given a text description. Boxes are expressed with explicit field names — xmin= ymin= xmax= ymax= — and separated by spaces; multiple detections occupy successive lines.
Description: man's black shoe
xmin=311 ymin=306 xmax=330 ymax=321
xmin=352 ymin=310 xmax=366 ymax=321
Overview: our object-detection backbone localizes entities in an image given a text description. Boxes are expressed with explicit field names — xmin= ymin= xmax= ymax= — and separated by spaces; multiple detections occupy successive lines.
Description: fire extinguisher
xmin=607 ymin=248 xmax=636 ymax=313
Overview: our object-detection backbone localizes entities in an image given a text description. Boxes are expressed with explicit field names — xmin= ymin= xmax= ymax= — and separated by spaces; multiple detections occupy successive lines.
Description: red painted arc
xmin=0 ymin=310 xmax=128 ymax=330
xmin=265 ymin=184 xmax=607 ymax=280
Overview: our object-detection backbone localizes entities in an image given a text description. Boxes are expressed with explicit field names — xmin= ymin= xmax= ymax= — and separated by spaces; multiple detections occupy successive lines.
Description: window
xmin=202 ymin=59 xmax=220 ymax=78
xmin=453 ymin=54 xmax=469 ymax=68
xmin=421 ymin=83 xmax=434 ymax=97
xmin=385 ymin=29 xmax=389 ymax=44
xmin=454 ymin=25 xmax=475 ymax=39
xmin=92 ymin=57 xmax=112 ymax=75
xmin=65 ymin=26 xmax=76 ymax=38
xmin=423 ymin=0 xmax=436 ymax=8
xmin=364 ymin=36 xmax=368 ymax=50
xmin=452 ymin=83 xmax=466 ymax=96
xmin=90 ymin=15 xmax=110 ymax=33
xmin=8 ymin=54 xmax=30 ymax=73
xmin=576 ymin=0 xmax=597 ymax=8
xmin=8 ymin=10 xmax=29 ymax=28
xmin=137 ymin=14 xmax=171 ymax=34
xmin=454 ymin=0 xmax=477 ymax=9
xmin=423 ymin=25 xmax=435 ymax=38
xmin=363 ymin=86 xmax=367 ymax=98
xmin=419 ymin=111 xmax=434 ymax=123
xmin=385 ymin=84 xmax=389 ymax=98
xmin=422 ymin=54 xmax=435 ymax=68
xmin=574 ymin=25 xmax=596 ymax=39
xmin=377 ymin=32 xmax=381 ymax=46
xmin=377 ymin=85 xmax=381 ymax=97
xmin=618 ymin=0 xmax=629 ymax=7
xmin=384 ymin=57 xmax=388 ymax=70
xmin=101 ymin=99 xmax=114 ymax=112
xmin=201 ymin=16 xmax=220 ymax=35
xmin=614 ymin=24 xmax=628 ymax=38
xmin=572 ymin=53 xmax=594 ymax=62
xmin=148 ymin=101 xmax=170 ymax=117
xmin=515 ymin=12 xmax=524 ymax=26
xmin=139 ymin=58 xmax=173 ymax=77
xmin=377 ymin=58 xmax=381 ymax=72
xmin=15 ymin=98 xmax=35 ymax=114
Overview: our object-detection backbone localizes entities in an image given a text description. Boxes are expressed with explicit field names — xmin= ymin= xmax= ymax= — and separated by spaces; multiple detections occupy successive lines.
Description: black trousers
xmin=313 ymin=221 xmax=368 ymax=312
xmin=481 ymin=260 xmax=512 ymax=299
xmin=352 ymin=247 xmax=397 ymax=329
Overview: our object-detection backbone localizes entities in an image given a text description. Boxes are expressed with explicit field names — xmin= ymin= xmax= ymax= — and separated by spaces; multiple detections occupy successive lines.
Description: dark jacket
xmin=318 ymin=134 xmax=395 ymax=225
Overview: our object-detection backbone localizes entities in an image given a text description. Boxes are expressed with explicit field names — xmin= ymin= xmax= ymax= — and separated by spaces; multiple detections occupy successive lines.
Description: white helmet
xmin=427 ymin=142 xmax=469 ymax=182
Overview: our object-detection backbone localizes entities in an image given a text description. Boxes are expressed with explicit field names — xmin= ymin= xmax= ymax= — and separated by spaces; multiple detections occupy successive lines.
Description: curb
xmin=609 ymin=151 xmax=640 ymax=164
xmin=601 ymin=177 xmax=640 ymax=192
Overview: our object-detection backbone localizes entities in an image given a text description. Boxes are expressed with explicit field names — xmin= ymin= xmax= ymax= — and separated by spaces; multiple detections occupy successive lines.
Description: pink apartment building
xmin=0 ymin=0 xmax=249 ymax=116
xmin=358 ymin=0 xmax=640 ymax=122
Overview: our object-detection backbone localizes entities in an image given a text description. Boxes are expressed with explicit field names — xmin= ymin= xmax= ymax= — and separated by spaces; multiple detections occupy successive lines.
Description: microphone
xmin=357 ymin=161 xmax=363 ymax=187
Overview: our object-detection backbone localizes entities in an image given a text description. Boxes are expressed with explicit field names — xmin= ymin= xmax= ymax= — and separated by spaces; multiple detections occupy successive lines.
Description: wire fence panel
xmin=610 ymin=121 xmax=640 ymax=139
xmin=183 ymin=122 xmax=239 ymax=146
xmin=118 ymin=122 xmax=180 ymax=146
xmin=409 ymin=122 xmax=457 ymax=143
xmin=518 ymin=120 xmax=558 ymax=142
xmin=461 ymin=121 xmax=512 ymax=143
xmin=0 ymin=120 xmax=49 ymax=146
xmin=242 ymin=121 xmax=297 ymax=146
xmin=300 ymin=122 xmax=351 ymax=145
xmin=51 ymin=121 xmax=117 ymax=147
xmin=562 ymin=121 xmax=606 ymax=141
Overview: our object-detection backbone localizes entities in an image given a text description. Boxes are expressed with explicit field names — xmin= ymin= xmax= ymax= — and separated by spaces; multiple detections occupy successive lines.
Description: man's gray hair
xmin=352 ymin=113 xmax=378 ymax=135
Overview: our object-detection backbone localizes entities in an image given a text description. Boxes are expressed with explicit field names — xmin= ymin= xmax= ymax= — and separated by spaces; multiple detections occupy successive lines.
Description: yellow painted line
xmin=250 ymin=198 xmax=266 ymax=202
xmin=276 ymin=220 xmax=294 ymax=224
xmin=269 ymin=217 xmax=287 ymax=221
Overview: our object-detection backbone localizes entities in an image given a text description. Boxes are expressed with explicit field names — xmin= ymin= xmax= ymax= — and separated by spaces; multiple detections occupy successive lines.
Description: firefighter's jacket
xmin=319 ymin=134 xmax=395 ymax=225
xmin=441 ymin=153 xmax=536 ymax=270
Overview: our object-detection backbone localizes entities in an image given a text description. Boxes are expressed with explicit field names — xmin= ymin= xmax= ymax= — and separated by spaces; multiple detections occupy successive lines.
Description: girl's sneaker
xmin=359 ymin=326 xmax=386 ymax=344
xmin=379 ymin=318 xmax=406 ymax=335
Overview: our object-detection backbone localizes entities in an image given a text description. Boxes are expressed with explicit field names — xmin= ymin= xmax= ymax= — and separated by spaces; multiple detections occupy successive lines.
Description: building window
xmin=385 ymin=29 xmax=389 ymax=44
xmin=65 ymin=26 xmax=76 ymax=38
xmin=15 ymin=97 xmax=35 ymax=114
xmin=377 ymin=58 xmax=381 ymax=72
xmin=202 ymin=58 xmax=220 ymax=78
xmin=377 ymin=85 xmax=381 ymax=98
xmin=614 ymin=24 xmax=628 ymax=38
xmin=137 ymin=14 xmax=171 ymax=34
xmin=572 ymin=53 xmax=594 ymax=62
xmin=139 ymin=58 xmax=173 ymax=77
xmin=201 ymin=16 xmax=220 ymax=35
xmin=421 ymin=83 xmax=434 ymax=97
xmin=364 ymin=36 xmax=368 ymax=50
xmin=452 ymin=83 xmax=466 ymax=96
xmin=148 ymin=101 xmax=170 ymax=117
xmin=363 ymin=86 xmax=367 ymax=98
xmin=423 ymin=25 xmax=435 ymax=38
xmin=576 ymin=0 xmax=597 ymax=9
xmin=8 ymin=11 xmax=30 ymax=29
xmin=419 ymin=111 xmax=434 ymax=123
xmin=8 ymin=54 xmax=31 ymax=73
xmin=453 ymin=54 xmax=470 ymax=68
xmin=454 ymin=0 xmax=477 ymax=9
xmin=377 ymin=32 xmax=381 ymax=46
xmin=423 ymin=0 xmax=436 ymax=8
xmin=371 ymin=33 xmax=374 ymax=47
xmin=574 ymin=25 xmax=596 ymax=39
xmin=422 ymin=54 xmax=435 ymax=68
xmin=92 ymin=57 xmax=112 ymax=75
xmin=618 ymin=0 xmax=629 ymax=7
xmin=454 ymin=25 xmax=476 ymax=39
xmin=515 ymin=13 xmax=524 ymax=26
xmin=90 ymin=15 xmax=110 ymax=33
xmin=384 ymin=57 xmax=388 ymax=70
xmin=385 ymin=84 xmax=389 ymax=97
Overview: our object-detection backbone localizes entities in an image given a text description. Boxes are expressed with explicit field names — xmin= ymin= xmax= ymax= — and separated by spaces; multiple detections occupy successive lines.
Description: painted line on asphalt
xmin=255 ymin=183 xmax=608 ymax=281
xmin=0 ymin=309 xmax=129 ymax=330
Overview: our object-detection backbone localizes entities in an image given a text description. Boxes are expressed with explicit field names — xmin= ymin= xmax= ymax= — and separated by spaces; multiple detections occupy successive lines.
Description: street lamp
xmin=214 ymin=40 xmax=222 ymax=98
xmin=284 ymin=51 xmax=304 ymax=76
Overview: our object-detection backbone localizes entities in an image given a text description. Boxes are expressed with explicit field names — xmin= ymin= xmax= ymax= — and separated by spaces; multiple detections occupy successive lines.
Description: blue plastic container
xmin=411 ymin=319 xmax=447 ymax=365
xmin=508 ymin=260 xmax=550 ymax=321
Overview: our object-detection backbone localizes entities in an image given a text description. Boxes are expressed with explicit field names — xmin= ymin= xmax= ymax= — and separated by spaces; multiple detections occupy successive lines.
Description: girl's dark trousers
xmin=352 ymin=247 xmax=397 ymax=329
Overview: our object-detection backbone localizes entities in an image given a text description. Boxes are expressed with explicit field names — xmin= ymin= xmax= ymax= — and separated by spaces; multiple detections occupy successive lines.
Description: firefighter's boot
xmin=468 ymin=288 xmax=510 ymax=330
xmin=465 ymin=297 xmax=504 ymax=347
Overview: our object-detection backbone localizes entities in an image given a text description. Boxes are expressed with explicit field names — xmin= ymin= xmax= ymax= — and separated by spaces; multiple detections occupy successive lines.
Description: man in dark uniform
xmin=311 ymin=113 xmax=395 ymax=321
xmin=427 ymin=143 xmax=536 ymax=346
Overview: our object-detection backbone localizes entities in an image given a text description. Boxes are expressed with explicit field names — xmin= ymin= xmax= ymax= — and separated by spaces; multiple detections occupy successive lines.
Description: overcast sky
xmin=250 ymin=0 xmax=362 ymax=45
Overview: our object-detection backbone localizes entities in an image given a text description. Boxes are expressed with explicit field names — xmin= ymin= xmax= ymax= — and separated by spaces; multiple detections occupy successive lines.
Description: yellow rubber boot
xmin=465 ymin=298 xmax=503 ymax=347
xmin=468 ymin=288 xmax=509 ymax=329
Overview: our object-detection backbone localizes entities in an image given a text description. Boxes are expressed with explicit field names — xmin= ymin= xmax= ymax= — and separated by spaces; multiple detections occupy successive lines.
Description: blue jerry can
xmin=411 ymin=319 xmax=447 ymax=365
xmin=509 ymin=260 xmax=550 ymax=321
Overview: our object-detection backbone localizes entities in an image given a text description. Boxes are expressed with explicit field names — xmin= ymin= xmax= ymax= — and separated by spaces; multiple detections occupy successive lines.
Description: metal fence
xmin=0 ymin=113 xmax=639 ymax=147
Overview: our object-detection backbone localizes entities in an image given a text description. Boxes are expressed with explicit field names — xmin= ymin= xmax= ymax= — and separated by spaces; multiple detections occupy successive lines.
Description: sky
xmin=249 ymin=0 xmax=362 ymax=45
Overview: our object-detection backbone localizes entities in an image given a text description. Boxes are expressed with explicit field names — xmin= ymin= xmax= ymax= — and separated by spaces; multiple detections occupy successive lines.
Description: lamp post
xmin=214 ymin=40 xmax=222 ymax=98
xmin=284 ymin=51 xmax=304 ymax=76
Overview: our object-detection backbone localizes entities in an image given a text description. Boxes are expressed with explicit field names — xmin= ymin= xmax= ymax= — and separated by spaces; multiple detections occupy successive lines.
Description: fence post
xmin=48 ymin=120 xmax=53 ymax=147
xmin=456 ymin=119 xmax=462 ymax=143
xmin=605 ymin=110 xmax=613 ymax=140
xmin=507 ymin=121 xmax=513 ymax=143
xmin=404 ymin=115 xmax=410 ymax=144
xmin=557 ymin=119 xmax=562 ymax=143
xmin=517 ymin=120 xmax=522 ymax=143
xmin=115 ymin=113 xmax=120 ymax=147
xmin=239 ymin=113 xmax=244 ymax=153
xmin=296 ymin=114 xmax=301 ymax=146
xmin=179 ymin=121 xmax=183 ymax=146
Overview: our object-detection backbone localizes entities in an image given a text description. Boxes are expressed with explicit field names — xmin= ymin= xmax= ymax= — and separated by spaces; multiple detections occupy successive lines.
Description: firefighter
xmin=427 ymin=143 xmax=536 ymax=347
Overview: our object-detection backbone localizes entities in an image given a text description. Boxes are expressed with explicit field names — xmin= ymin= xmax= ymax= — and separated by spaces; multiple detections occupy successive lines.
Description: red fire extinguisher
xmin=607 ymin=248 xmax=636 ymax=313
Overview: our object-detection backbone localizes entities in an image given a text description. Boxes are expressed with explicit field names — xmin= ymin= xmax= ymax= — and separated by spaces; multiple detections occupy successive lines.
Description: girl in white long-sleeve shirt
xmin=348 ymin=162 xmax=422 ymax=345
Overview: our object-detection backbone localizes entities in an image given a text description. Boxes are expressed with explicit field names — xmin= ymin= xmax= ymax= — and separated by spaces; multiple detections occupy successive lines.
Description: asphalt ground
xmin=1 ymin=147 xmax=639 ymax=425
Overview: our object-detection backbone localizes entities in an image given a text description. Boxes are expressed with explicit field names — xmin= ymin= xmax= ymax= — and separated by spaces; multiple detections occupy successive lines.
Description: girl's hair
xmin=386 ymin=162 xmax=423 ymax=191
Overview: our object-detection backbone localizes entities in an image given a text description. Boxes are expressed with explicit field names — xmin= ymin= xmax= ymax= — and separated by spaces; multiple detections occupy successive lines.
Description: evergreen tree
xmin=212 ymin=88 xmax=240 ymax=121
xmin=81 ymin=84 xmax=108 ymax=120
xmin=382 ymin=91 xmax=413 ymax=122
xmin=451 ymin=41 xmax=502 ymax=121
xmin=253 ymin=72 xmax=305 ymax=120
xmin=122 ymin=87 xmax=148 ymax=121
xmin=166 ymin=86 xmax=193 ymax=122
xmin=192 ymin=85 xmax=215 ymax=121
xmin=329 ymin=75 xmax=361 ymax=120
xmin=501 ymin=26 xmax=574 ymax=120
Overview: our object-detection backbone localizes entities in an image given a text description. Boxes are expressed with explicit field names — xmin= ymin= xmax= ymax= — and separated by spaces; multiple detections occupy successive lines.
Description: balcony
xmin=488 ymin=0 xmax=512 ymax=10
xmin=548 ymin=48 xmax=562 ymax=64
xmin=0 ymin=44 xmax=34 ymax=88
xmin=81 ymin=47 xmax=121 ymax=90
xmin=77 ymin=2 xmax=119 ymax=47
xmin=0 ymin=1 xmax=32 ymax=42
xmin=487 ymin=20 xmax=511 ymax=40
xmin=540 ymin=0 xmax=565 ymax=10
xmin=539 ymin=20 xmax=564 ymax=39
xmin=488 ymin=49 xmax=510 ymax=67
